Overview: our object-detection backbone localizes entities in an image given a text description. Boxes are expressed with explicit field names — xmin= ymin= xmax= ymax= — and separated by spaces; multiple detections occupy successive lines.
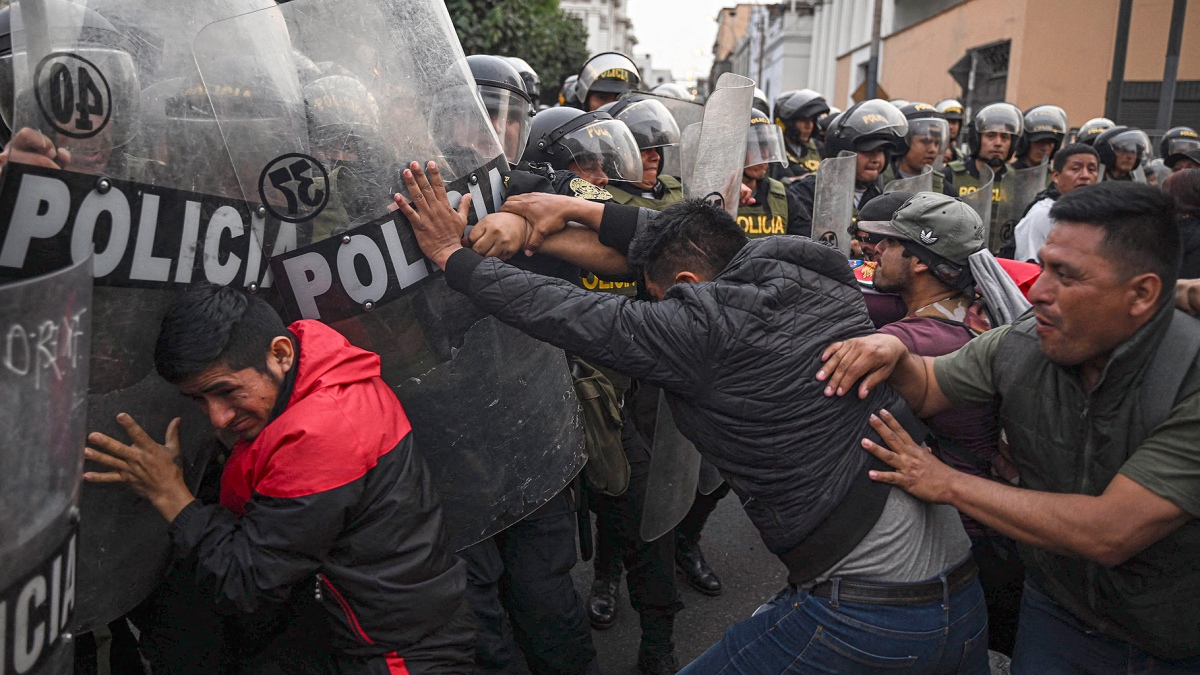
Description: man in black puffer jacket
xmin=396 ymin=164 xmax=989 ymax=674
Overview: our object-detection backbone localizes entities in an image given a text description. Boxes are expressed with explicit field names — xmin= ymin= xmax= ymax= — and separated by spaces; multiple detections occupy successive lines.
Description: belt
xmin=808 ymin=557 xmax=978 ymax=607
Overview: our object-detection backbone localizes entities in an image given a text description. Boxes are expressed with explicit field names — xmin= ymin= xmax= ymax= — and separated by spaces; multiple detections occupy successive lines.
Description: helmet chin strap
xmin=984 ymin=156 xmax=1007 ymax=169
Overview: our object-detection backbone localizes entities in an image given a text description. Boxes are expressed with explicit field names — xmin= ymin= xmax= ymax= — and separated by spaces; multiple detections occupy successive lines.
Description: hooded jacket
xmin=443 ymin=235 xmax=911 ymax=582
xmin=170 ymin=320 xmax=470 ymax=668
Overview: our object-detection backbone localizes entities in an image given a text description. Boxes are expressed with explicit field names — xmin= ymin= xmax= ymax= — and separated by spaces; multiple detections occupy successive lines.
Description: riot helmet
xmin=745 ymin=107 xmax=787 ymax=168
xmin=599 ymin=95 xmax=680 ymax=150
xmin=575 ymin=52 xmax=641 ymax=110
xmin=822 ymin=99 xmax=908 ymax=159
xmin=1018 ymin=104 xmax=1069 ymax=161
xmin=1161 ymin=126 xmax=1200 ymax=169
xmin=522 ymin=107 xmax=642 ymax=185
xmin=888 ymin=99 xmax=910 ymax=109
xmin=773 ymin=88 xmax=830 ymax=144
xmin=651 ymin=82 xmax=695 ymax=101
xmin=303 ymin=74 xmax=391 ymax=221
xmin=1094 ymin=125 xmax=1151 ymax=179
xmin=1145 ymin=158 xmax=1171 ymax=186
xmin=893 ymin=102 xmax=949 ymax=172
xmin=967 ymin=102 xmax=1023 ymax=166
xmin=504 ymin=56 xmax=541 ymax=106
xmin=935 ymin=98 xmax=964 ymax=122
xmin=816 ymin=106 xmax=841 ymax=142
xmin=752 ymin=87 xmax=769 ymax=117
xmin=1076 ymin=117 xmax=1114 ymax=146
xmin=467 ymin=54 xmax=534 ymax=164
xmin=559 ymin=75 xmax=579 ymax=107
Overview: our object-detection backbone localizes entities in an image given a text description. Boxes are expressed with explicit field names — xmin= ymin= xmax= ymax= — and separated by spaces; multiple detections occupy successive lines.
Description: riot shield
xmin=641 ymin=91 xmax=704 ymax=180
xmin=993 ymin=162 xmax=1048 ymax=254
xmin=811 ymin=151 xmax=857 ymax=257
xmin=960 ymin=164 xmax=995 ymax=248
xmin=0 ymin=256 xmax=91 ymax=675
xmin=883 ymin=165 xmax=934 ymax=194
xmin=640 ymin=391 xmax=702 ymax=542
xmin=5 ymin=0 xmax=288 ymax=631
xmin=682 ymin=72 xmax=754 ymax=216
xmin=196 ymin=0 xmax=586 ymax=550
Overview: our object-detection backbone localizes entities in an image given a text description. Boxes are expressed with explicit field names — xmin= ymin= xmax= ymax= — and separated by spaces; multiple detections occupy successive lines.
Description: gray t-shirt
xmin=809 ymin=487 xmax=971 ymax=585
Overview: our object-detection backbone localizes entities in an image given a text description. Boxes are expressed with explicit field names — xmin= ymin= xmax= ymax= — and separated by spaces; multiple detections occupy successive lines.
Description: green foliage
xmin=445 ymin=0 xmax=589 ymax=104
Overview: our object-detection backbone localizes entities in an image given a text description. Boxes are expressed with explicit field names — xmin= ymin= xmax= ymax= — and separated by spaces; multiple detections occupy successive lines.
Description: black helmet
xmin=575 ymin=52 xmax=641 ymax=104
xmin=935 ymin=98 xmax=964 ymax=122
xmin=467 ymin=55 xmax=535 ymax=164
xmin=816 ymin=107 xmax=841 ymax=141
xmin=1161 ymin=126 xmax=1200 ymax=168
xmin=503 ymin=56 xmax=540 ymax=106
xmin=1094 ymin=125 xmax=1151 ymax=175
xmin=651 ymin=82 xmax=694 ymax=101
xmin=1076 ymin=117 xmax=1114 ymax=146
xmin=967 ymin=102 xmax=1023 ymax=163
xmin=773 ymin=89 xmax=829 ymax=124
xmin=888 ymin=99 xmax=910 ymax=109
xmin=746 ymin=108 xmax=787 ymax=168
xmin=1017 ymin=105 xmax=1069 ymax=158
xmin=522 ymin=107 xmax=642 ymax=181
xmin=559 ymin=75 xmax=579 ymax=107
xmin=893 ymin=103 xmax=948 ymax=161
xmin=598 ymin=94 xmax=680 ymax=150
xmin=822 ymin=99 xmax=908 ymax=158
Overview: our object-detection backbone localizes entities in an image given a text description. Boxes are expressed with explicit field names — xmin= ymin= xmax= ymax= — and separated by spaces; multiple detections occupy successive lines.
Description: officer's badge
xmin=804 ymin=158 xmax=821 ymax=172
xmin=571 ymin=178 xmax=612 ymax=201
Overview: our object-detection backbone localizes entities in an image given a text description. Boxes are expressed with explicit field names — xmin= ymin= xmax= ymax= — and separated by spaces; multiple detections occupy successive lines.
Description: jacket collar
xmin=1075 ymin=300 xmax=1176 ymax=395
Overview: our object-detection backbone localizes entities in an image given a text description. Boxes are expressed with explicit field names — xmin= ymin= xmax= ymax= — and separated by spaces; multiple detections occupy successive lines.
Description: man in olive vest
xmin=771 ymin=89 xmax=828 ymax=184
xmin=601 ymin=95 xmax=685 ymax=211
xmin=821 ymin=181 xmax=1200 ymax=672
xmin=740 ymin=109 xmax=806 ymax=238
xmin=942 ymin=103 xmax=1024 ymax=222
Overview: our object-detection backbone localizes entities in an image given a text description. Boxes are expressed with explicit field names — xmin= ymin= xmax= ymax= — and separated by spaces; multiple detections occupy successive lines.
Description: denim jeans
xmin=1011 ymin=579 xmax=1200 ymax=674
xmin=679 ymin=569 xmax=989 ymax=674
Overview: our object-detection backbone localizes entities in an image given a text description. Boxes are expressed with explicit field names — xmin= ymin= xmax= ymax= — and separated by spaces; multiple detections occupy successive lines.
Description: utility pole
xmin=757 ymin=7 xmax=766 ymax=89
xmin=1157 ymin=0 xmax=1188 ymax=130
xmin=865 ymin=0 xmax=883 ymax=99
xmin=1105 ymin=0 xmax=1134 ymax=121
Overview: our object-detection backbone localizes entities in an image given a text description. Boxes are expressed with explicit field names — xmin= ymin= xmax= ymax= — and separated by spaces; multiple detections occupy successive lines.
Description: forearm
xmin=538 ymin=225 xmax=629 ymax=276
xmin=888 ymin=352 xmax=949 ymax=418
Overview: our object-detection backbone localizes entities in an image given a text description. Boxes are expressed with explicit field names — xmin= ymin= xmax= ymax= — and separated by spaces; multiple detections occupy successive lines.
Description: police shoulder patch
xmin=571 ymin=178 xmax=612 ymax=201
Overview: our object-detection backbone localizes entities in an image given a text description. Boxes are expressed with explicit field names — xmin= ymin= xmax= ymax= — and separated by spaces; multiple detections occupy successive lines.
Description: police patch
xmin=571 ymin=178 xmax=612 ymax=201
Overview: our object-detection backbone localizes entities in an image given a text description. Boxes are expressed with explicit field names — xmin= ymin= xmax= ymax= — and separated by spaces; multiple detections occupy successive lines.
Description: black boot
xmin=588 ymin=571 xmax=621 ymax=630
xmin=675 ymin=532 xmax=722 ymax=596
xmin=637 ymin=615 xmax=679 ymax=675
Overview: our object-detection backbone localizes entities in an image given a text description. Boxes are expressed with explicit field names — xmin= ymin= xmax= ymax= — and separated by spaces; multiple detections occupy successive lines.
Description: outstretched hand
xmin=394 ymin=161 xmax=472 ymax=270
xmin=816 ymin=333 xmax=907 ymax=399
xmin=862 ymin=409 xmax=958 ymax=504
xmin=83 ymin=414 xmax=194 ymax=522
xmin=0 ymin=128 xmax=72 ymax=170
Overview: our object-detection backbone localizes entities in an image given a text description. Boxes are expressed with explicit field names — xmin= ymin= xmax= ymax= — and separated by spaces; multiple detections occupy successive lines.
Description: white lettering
xmin=260 ymin=222 xmax=297 ymax=289
xmin=48 ymin=554 xmax=60 ymax=645
xmin=34 ymin=320 xmax=61 ymax=391
xmin=381 ymin=221 xmax=430 ymax=289
xmin=0 ymin=175 xmax=71 ymax=269
xmin=282 ymin=252 xmax=333 ymax=320
xmin=13 ymin=575 xmax=46 ymax=673
xmin=243 ymin=209 xmax=266 ymax=287
xmin=489 ymin=167 xmax=505 ymax=212
xmin=468 ymin=177 xmax=489 ymax=223
xmin=174 ymin=201 xmax=202 ymax=283
xmin=5 ymin=324 xmax=30 ymax=376
xmin=61 ymin=535 xmax=75 ymax=633
xmin=71 ymin=188 xmax=131 ymax=278
xmin=129 ymin=193 xmax=172 ymax=282
xmin=203 ymin=206 xmax=244 ymax=286
xmin=337 ymin=235 xmax=388 ymax=305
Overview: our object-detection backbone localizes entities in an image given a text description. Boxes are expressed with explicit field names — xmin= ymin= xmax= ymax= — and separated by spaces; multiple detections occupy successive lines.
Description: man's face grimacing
xmin=856 ymin=148 xmax=886 ymax=183
xmin=871 ymin=237 xmax=916 ymax=293
xmin=178 ymin=336 xmax=295 ymax=442
xmin=978 ymin=131 xmax=1011 ymax=161
xmin=1053 ymin=153 xmax=1100 ymax=195
xmin=1028 ymin=222 xmax=1161 ymax=368
xmin=569 ymin=156 xmax=609 ymax=188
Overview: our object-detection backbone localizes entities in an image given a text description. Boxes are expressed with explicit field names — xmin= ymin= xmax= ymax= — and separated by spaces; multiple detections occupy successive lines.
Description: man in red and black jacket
xmin=83 ymin=284 xmax=474 ymax=673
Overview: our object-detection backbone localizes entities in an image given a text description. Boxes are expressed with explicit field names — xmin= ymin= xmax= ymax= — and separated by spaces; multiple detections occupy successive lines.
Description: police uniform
xmin=787 ymin=173 xmax=884 ymax=241
xmin=738 ymin=176 xmax=808 ymax=239
xmin=943 ymin=158 xmax=1005 ymax=218
xmin=772 ymin=138 xmax=823 ymax=184
xmin=879 ymin=161 xmax=947 ymax=195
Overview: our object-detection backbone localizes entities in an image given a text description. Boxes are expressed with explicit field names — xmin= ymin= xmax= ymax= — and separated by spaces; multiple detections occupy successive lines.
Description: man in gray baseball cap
xmin=857 ymin=191 xmax=1024 ymax=654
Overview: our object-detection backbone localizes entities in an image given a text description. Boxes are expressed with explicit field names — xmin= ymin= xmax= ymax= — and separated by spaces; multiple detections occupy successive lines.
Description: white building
xmin=730 ymin=1 xmax=817 ymax=105
xmin=560 ymin=0 xmax=638 ymax=57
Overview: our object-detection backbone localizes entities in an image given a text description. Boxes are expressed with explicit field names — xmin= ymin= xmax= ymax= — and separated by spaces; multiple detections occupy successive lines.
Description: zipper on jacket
xmin=316 ymin=573 xmax=375 ymax=645
xmin=1077 ymin=396 xmax=1100 ymax=612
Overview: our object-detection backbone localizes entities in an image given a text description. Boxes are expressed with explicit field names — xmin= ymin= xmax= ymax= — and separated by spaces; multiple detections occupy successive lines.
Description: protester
xmin=821 ymin=181 xmax=1200 ymax=672
xmin=1012 ymin=143 xmax=1100 ymax=262
xmin=1164 ymin=169 xmax=1200 ymax=279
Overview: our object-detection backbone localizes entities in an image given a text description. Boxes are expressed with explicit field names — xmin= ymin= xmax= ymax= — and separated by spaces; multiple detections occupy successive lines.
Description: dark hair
xmin=1052 ymin=143 xmax=1100 ymax=173
xmin=1163 ymin=169 xmax=1200 ymax=216
xmin=155 ymin=284 xmax=291 ymax=385
xmin=627 ymin=198 xmax=748 ymax=288
xmin=898 ymin=241 xmax=974 ymax=292
xmin=1049 ymin=181 xmax=1180 ymax=303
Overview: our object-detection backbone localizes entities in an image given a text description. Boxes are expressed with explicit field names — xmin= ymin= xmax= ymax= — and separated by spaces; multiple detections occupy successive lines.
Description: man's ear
xmin=674 ymin=271 xmax=704 ymax=285
xmin=1127 ymin=273 xmax=1164 ymax=320
xmin=269 ymin=335 xmax=296 ymax=375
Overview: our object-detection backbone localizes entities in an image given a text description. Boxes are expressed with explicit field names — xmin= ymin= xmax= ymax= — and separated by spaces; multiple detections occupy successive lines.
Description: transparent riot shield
xmin=0 ymin=256 xmax=91 ymax=675
xmin=5 ymin=0 xmax=287 ymax=632
xmin=683 ymin=73 xmax=754 ymax=216
xmin=196 ymin=0 xmax=585 ymax=550
xmin=960 ymin=164 xmax=995 ymax=252
xmin=640 ymin=391 xmax=702 ymax=542
xmin=883 ymin=165 xmax=934 ymax=194
xmin=993 ymin=162 xmax=1048 ymax=254
xmin=678 ymin=122 xmax=701 ymax=191
xmin=811 ymin=151 xmax=857 ymax=257
xmin=641 ymin=91 xmax=704 ymax=180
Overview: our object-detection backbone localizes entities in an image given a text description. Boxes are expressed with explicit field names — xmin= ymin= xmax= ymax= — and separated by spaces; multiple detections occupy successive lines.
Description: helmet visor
xmin=1165 ymin=135 xmax=1200 ymax=159
xmin=906 ymin=117 xmax=950 ymax=170
xmin=480 ymin=85 xmax=533 ymax=164
xmin=1107 ymin=128 xmax=1151 ymax=157
xmin=613 ymin=98 xmax=680 ymax=149
xmin=745 ymin=121 xmax=788 ymax=168
xmin=559 ymin=118 xmax=642 ymax=181
xmin=976 ymin=105 xmax=1023 ymax=136
xmin=577 ymin=53 xmax=640 ymax=100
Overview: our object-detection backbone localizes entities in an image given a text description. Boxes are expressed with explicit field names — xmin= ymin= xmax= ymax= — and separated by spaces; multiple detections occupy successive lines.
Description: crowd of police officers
xmin=4 ymin=0 xmax=1200 ymax=673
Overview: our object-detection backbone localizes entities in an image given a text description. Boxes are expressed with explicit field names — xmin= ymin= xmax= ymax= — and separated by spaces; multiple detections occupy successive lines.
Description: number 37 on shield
xmin=35 ymin=52 xmax=112 ymax=139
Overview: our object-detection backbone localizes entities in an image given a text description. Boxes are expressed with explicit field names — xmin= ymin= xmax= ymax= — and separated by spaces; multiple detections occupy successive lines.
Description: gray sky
xmin=627 ymin=0 xmax=751 ymax=83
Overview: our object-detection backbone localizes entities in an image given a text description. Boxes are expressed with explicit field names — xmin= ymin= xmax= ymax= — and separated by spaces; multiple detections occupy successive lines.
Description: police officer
xmin=880 ymin=102 xmax=949 ymax=194
xmin=1076 ymin=117 xmax=1114 ymax=146
xmin=560 ymin=75 xmax=581 ymax=108
xmin=504 ymin=56 xmax=541 ymax=108
xmin=943 ymin=102 xmax=1023 ymax=204
xmin=789 ymin=98 xmax=909 ymax=240
xmin=740 ymin=108 xmax=805 ymax=237
xmin=935 ymin=98 xmax=965 ymax=164
xmin=815 ymin=106 xmax=841 ymax=144
xmin=576 ymin=52 xmax=642 ymax=112
xmin=1162 ymin=126 xmax=1200 ymax=172
xmin=1094 ymin=125 xmax=1151 ymax=181
xmin=1013 ymin=104 xmax=1068 ymax=170
xmin=752 ymin=87 xmax=770 ymax=117
xmin=651 ymin=82 xmax=696 ymax=101
xmin=771 ymin=88 xmax=829 ymax=184
xmin=599 ymin=94 xmax=685 ymax=209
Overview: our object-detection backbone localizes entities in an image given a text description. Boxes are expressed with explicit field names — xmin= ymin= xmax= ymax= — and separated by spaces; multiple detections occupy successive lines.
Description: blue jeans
xmin=679 ymin=570 xmax=990 ymax=674
xmin=1011 ymin=579 xmax=1200 ymax=674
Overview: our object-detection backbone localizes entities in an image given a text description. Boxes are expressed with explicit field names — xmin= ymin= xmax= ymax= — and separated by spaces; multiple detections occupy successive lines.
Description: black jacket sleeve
xmin=785 ymin=189 xmax=810 ymax=238
xmin=599 ymin=203 xmax=652 ymax=256
xmin=444 ymin=248 xmax=710 ymax=395
xmin=787 ymin=175 xmax=815 ymax=239
xmin=941 ymin=166 xmax=956 ymax=196
xmin=170 ymin=481 xmax=359 ymax=613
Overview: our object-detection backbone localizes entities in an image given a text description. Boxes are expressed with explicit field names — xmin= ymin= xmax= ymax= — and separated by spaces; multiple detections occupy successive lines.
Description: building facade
xmin=729 ymin=1 xmax=818 ymax=106
xmin=560 ymin=0 xmax=638 ymax=57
